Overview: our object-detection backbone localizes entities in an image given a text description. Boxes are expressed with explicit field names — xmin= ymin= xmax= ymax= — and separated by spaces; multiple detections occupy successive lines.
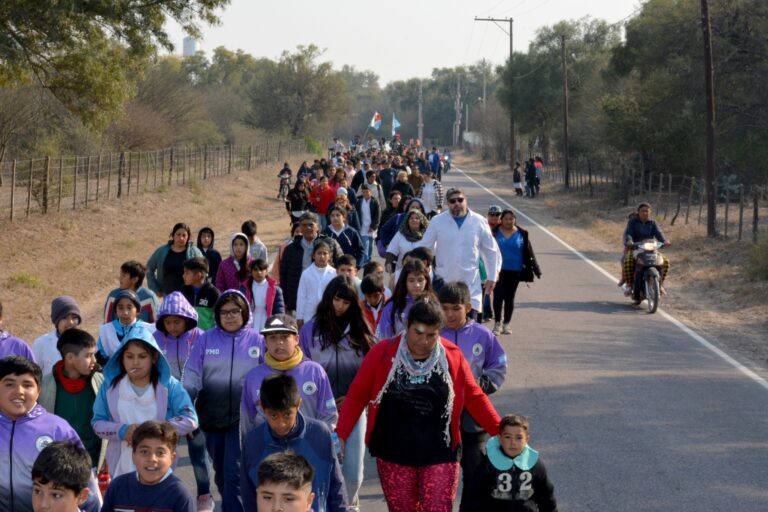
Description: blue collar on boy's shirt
xmin=486 ymin=436 xmax=539 ymax=471
xmin=453 ymin=214 xmax=467 ymax=228
xmin=111 ymin=319 xmax=139 ymax=340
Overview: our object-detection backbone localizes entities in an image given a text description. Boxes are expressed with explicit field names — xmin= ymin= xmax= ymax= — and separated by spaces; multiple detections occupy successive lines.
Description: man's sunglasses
xmin=448 ymin=197 xmax=465 ymax=204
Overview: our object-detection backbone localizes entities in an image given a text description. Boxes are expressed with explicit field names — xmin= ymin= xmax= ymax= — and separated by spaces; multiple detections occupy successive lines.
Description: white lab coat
xmin=417 ymin=210 xmax=501 ymax=310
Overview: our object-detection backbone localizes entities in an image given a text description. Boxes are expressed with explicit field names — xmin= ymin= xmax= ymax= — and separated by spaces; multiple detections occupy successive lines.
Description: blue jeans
xmin=361 ymin=235 xmax=374 ymax=266
xmin=187 ymin=428 xmax=211 ymax=497
xmin=342 ymin=409 xmax=367 ymax=509
xmin=205 ymin=427 xmax=243 ymax=512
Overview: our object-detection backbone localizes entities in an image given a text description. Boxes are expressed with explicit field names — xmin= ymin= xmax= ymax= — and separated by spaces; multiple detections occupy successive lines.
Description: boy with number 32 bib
xmin=461 ymin=414 xmax=558 ymax=512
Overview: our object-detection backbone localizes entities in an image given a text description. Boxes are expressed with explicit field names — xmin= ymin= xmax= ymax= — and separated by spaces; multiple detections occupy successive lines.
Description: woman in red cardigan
xmin=336 ymin=299 xmax=500 ymax=512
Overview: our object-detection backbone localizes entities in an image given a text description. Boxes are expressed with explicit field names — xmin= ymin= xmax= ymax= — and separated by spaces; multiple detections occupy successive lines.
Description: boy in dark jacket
xmin=461 ymin=414 xmax=557 ymax=512
xmin=241 ymin=374 xmax=347 ymax=512
xmin=181 ymin=256 xmax=221 ymax=331
xmin=197 ymin=227 xmax=222 ymax=284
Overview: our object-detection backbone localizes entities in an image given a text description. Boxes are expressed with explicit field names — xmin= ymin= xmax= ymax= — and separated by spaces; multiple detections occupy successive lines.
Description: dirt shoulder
xmin=455 ymin=153 xmax=768 ymax=373
xmin=0 ymin=156 xmax=315 ymax=340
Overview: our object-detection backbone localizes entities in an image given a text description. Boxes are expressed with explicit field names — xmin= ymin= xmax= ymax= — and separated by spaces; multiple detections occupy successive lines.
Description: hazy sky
xmin=164 ymin=0 xmax=643 ymax=85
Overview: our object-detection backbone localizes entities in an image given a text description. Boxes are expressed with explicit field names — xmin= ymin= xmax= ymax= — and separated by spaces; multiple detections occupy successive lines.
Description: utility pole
xmin=561 ymin=34 xmax=571 ymax=190
xmin=417 ymin=81 xmax=424 ymax=144
xmin=453 ymin=74 xmax=462 ymax=147
xmin=701 ymin=0 xmax=717 ymax=237
xmin=482 ymin=58 xmax=487 ymax=125
xmin=475 ymin=17 xmax=514 ymax=169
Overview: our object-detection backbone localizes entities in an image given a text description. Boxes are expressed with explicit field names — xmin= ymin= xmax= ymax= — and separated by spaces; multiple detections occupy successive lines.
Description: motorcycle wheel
xmin=645 ymin=275 xmax=660 ymax=314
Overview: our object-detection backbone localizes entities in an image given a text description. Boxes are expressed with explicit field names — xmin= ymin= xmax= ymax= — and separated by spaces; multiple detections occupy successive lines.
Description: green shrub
xmin=304 ymin=136 xmax=324 ymax=156
xmin=746 ymin=237 xmax=768 ymax=280
xmin=8 ymin=272 xmax=43 ymax=289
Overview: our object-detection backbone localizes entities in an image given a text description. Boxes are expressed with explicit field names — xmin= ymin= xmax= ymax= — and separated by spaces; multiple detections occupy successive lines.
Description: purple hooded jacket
xmin=239 ymin=359 xmax=338 ymax=439
xmin=0 ymin=331 xmax=35 ymax=362
xmin=441 ymin=319 xmax=507 ymax=432
xmin=375 ymin=295 xmax=415 ymax=340
xmin=183 ymin=289 xmax=265 ymax=431
xmin=154 ymin=292 xmax=204 ymax=381
xmin=0 ymin=404 xmax=83 ymax=512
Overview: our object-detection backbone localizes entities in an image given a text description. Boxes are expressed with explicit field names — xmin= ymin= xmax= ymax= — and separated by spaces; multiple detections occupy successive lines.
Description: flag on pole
xmin=369 ymin=111 xmax=382 ymax=130
xmin=392 ymin=113 xmax=401 ymax=137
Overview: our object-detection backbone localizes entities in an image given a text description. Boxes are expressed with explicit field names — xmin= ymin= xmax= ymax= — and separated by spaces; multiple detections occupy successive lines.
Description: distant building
xmin=182 ymin=37 xmax=198 ymax=57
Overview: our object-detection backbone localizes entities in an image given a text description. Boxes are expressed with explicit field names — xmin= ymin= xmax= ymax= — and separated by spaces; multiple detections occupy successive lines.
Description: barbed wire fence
xmin=541 ymin=154 xmax=767 ymax=244
xmin=0 ymin=140 xmax=308 ymax=222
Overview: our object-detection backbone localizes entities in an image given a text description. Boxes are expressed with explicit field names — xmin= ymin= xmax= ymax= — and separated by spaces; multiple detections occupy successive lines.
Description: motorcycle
xmin=277 ymin=172 xmax=291 ymax=200
xmin=628 ymin=239 xmax=665 ymax=314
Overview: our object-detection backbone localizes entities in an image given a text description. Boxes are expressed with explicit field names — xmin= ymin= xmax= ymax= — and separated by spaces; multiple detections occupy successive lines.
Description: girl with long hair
xmin=376 ymin=259 xmax=435 ymax=340
xmin=299 ymin=275 xmax=376 ymax=510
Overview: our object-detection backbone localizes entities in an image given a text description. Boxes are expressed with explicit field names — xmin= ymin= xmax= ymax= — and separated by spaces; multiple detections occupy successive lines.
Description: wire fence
xmin=543 ymin=154 xmax=768 ymax=243
xmin=0 ymin=140 xmax=308 ymax=222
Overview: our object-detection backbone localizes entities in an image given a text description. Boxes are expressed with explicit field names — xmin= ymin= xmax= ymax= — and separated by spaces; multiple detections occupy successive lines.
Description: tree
xmin=0 ymin=0 xmax=228 ymax=127
xmin=246 ymin=45 xmax=350 ymax=137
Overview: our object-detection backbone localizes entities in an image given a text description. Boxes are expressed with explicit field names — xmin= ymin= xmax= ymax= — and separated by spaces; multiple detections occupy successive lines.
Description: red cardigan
xmin=336 ymin=334 xmax=500 ymax=449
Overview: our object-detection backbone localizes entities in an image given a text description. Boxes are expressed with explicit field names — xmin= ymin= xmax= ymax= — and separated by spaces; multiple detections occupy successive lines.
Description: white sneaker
xmin=501 ymin=323 xmax=512 ymax=335
xmin=197 ymin=494 xmax=215 ymax=512
xmin=492 ymin=322 xmax=501 ymax=335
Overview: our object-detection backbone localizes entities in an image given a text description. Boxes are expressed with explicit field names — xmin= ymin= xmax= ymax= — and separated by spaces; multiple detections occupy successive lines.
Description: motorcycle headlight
xmin=642 ymin=242 xmax=656 ymax=251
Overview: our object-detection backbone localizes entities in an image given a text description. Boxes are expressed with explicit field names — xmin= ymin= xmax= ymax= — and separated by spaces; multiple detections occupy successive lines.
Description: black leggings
xmin=493 ymin=269 xmax=522 ymax=324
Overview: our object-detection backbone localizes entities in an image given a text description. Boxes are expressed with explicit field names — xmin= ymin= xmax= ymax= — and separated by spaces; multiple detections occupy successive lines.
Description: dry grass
xmin=0 ymin=155 xmax=316 ymax=340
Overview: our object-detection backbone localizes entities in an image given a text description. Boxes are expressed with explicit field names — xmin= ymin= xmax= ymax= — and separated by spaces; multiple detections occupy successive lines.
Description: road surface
xmin=176 ymin=162 xmax=768 ymax=511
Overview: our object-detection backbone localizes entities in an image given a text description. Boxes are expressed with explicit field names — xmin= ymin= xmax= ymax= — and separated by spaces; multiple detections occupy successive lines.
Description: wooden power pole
xmin=561 ymin=34 xmax=571 ymax=190
xmin=701 ymin=0 xmax=717 ymax=237
xmin=475 ymin=16 xmax=514 ymax=169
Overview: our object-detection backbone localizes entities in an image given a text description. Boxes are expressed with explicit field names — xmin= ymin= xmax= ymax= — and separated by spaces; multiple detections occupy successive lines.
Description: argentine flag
xmin=392 ymin=113 xmax=401 ymax=136
xmin=370 ymin=111 xmax=382 ymax=130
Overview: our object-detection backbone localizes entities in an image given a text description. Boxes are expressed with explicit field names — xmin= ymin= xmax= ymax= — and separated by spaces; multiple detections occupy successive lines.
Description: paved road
xmin=178 ymin=163 xmax=768 ymax=511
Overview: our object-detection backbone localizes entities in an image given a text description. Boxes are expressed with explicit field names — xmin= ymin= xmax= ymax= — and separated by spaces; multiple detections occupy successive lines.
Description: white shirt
xmin=420 ymin=181 xmax=437 ymax=213
xmin=416 ymin=210 xmax=501 ymax=310
xmin=296 ymin=264 xmax=337 ymax=321
xmin=251 ymin=280 xmax=269 ymax=332
xmin=32 ymin=330 xmax=61 ymax=376
xmin=359 ymin=198 xmax=373 ymax=234
xmin=386 ymin=232 xmax=418 ymax=272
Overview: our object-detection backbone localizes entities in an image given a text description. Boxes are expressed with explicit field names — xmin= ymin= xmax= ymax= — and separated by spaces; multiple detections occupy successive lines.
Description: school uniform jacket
xmin=441 ymin=320 xmax=508 ymax=433
xmin=92 ymin=327 xmax=198 ymax=473
xmin=183 ymin=290 xmax=265 ymax=431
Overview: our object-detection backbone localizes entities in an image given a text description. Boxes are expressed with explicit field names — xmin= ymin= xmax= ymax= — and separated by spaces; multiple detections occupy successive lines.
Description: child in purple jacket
xmin=0 ymin=301 xmax=36 ymax=362
xmin=183 ymin=290 xmax=265 ymax=512
xmin=439 ymin=281 xmax=508 ymax=510
xmin=240 ymin=314 xmax=337 ymax=439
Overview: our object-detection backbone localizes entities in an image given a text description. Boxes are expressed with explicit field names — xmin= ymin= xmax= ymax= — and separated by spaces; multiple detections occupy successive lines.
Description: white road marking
xmin=454 ymin=165 xmax=768 ymax=392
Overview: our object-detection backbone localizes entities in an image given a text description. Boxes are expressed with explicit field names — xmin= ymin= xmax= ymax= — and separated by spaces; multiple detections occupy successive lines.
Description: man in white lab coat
xmin=416 ymin=187 xmax=500 ymax=316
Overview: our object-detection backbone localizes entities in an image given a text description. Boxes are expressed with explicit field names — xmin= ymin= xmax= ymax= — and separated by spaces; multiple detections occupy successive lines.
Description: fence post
xmin=10 ymin=160 xmax=16 ymax=221
xmin=753 ymin=190 xmax=759 ymax=244
xmin=126 ymin=152 xmax=132 ymax=198
xmin=248 ymin=146 xmax=252 ymax=170
xmin=725 ymin=187 xmax=731 ymax=237
xmin=203 ymin=146 xmax=208 ymax=180
xmin=170 ymin=147 xmax=175 ymax=185
xmin=43 ymin=156 xmax=50 ymax=214
xmin=738 ymin=184 xmax=744 ymax=242
xmin=685 ymin=177 xmax=694 ymax=224
xmin=73 ymin=157 xmax=79 ymax=210
xmin=136 ymin=152 xmax=141 ymax=195
xmin=85 ymin=155 xmax=91 ymax=207
xmin=58 ymin=157 xmax=64 ymax=211
xmin=96 ymin=154 xmax=102 ymax=201
xmin=698 ymin=183 xmax=704 ymax=225
xmin=117 ymin=152 xmax=124 ymax=198
xmin=26 ymin=160 xmax=33 ymax=217
xmin=587 ymin=159 xmax=593 ymax=197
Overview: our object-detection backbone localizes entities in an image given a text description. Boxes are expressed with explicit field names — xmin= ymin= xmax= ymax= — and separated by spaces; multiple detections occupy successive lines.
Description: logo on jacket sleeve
xmin=302 ymin=381 xmax=317 ymax=395
xmin=472 ymin=343 xmax=484 ymax=356
xmin=248 ymin=346 xmax=261 ymax=359
xmin=36 ymin=435 xmax=54 ymax=452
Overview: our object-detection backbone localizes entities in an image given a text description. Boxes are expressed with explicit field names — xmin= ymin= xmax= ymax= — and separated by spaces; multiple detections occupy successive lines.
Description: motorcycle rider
xmin=621 ymin=202 xmax=671 ymax=295
xmin=277 ymin=162 xmax=292 ymax=199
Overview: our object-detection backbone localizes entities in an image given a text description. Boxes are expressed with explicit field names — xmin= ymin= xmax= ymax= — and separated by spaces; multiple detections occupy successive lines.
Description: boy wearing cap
xmin=480 ymin=206 xmax=503 ymax=323
xmin=96 ymin=289 xmax=156 ymax=364
xmin=31 ymin=296 xmax=80 ymax=375
xmin=240 ymin=314 xmax=337 ymax=438
xmin=0 ymin=301 xmax=36 ymax=363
